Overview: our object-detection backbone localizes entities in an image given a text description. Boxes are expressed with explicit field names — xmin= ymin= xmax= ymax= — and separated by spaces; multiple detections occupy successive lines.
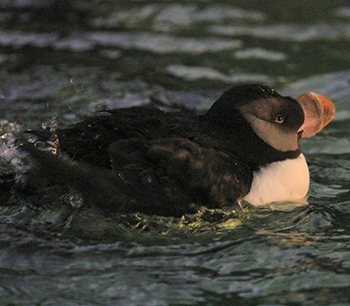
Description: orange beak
xmin=293 ymin=92 xmax=336 ymax=138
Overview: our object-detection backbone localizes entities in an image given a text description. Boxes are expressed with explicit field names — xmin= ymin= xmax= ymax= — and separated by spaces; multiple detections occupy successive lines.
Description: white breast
xmin=243 ymin=153 xmax=310 ymax=206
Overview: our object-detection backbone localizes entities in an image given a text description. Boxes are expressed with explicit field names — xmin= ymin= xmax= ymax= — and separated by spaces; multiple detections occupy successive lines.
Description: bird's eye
xmin=275 ymin=115 xmax=285 ymax=124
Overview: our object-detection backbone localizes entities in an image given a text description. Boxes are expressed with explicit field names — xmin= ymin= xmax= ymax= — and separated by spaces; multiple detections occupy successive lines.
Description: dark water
xmin=1 ymin=1 xmax=350 ymax=305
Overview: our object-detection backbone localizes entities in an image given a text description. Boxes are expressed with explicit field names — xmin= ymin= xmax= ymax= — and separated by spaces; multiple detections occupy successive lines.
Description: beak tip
xmin=294 ymin=92 xmax=336 ymax=138
xmin=313 ymin=92 xmax=336 ymax=126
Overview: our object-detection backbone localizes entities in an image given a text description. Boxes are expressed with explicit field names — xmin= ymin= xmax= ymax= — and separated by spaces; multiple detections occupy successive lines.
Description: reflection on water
xmin=1 ymin=0 xmax=350 ymax=305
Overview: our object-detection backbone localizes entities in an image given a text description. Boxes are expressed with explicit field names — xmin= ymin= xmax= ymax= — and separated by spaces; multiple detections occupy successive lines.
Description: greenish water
xmin=1 ymin=1 xmax=350 ymax=305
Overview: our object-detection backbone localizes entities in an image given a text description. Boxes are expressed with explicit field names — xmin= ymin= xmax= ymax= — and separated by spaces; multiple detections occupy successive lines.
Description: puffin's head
xmin=205 ymin=84 xmax=335 ymax=153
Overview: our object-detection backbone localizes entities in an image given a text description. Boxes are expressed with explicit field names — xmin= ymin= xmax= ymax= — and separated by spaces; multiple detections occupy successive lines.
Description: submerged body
xmin=23 ymin=84 xmax=335 ymax=217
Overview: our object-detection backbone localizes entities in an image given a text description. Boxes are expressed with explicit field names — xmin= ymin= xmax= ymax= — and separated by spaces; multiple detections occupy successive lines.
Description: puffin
xmin=22 ymin=84 xmax=335 ymax=217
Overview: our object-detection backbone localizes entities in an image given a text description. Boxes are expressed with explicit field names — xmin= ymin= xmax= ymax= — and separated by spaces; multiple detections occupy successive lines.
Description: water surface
xmin=1 ymin=1 xmax=350 ymax=305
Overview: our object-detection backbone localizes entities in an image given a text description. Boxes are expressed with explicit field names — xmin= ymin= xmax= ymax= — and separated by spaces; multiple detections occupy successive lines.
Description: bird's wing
xmin=21 ymin=137 xmax=252 ymax=217
xmin=107 ymin=137 xmax=253 ymax=216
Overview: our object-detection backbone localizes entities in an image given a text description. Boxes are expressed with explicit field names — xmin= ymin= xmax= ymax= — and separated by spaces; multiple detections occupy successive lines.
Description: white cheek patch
xmin=243 ymin=113 xmax=299 ymax=152
xmin=243 ymin=153 xmax=310 ymax=206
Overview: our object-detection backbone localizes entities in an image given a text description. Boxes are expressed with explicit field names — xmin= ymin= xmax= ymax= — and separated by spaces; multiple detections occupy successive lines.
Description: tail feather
xmin=20 ymin=142 xmax=128 ymax=211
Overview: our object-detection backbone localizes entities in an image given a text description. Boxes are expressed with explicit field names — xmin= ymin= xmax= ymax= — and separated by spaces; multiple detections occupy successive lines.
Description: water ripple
xmin=211 ymin=23 xmax=350 ymax=42
xmin=166 ymin=64 xmax=272 ymax=83
xmin=87 ymin=32 xmax=242 ymax=54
